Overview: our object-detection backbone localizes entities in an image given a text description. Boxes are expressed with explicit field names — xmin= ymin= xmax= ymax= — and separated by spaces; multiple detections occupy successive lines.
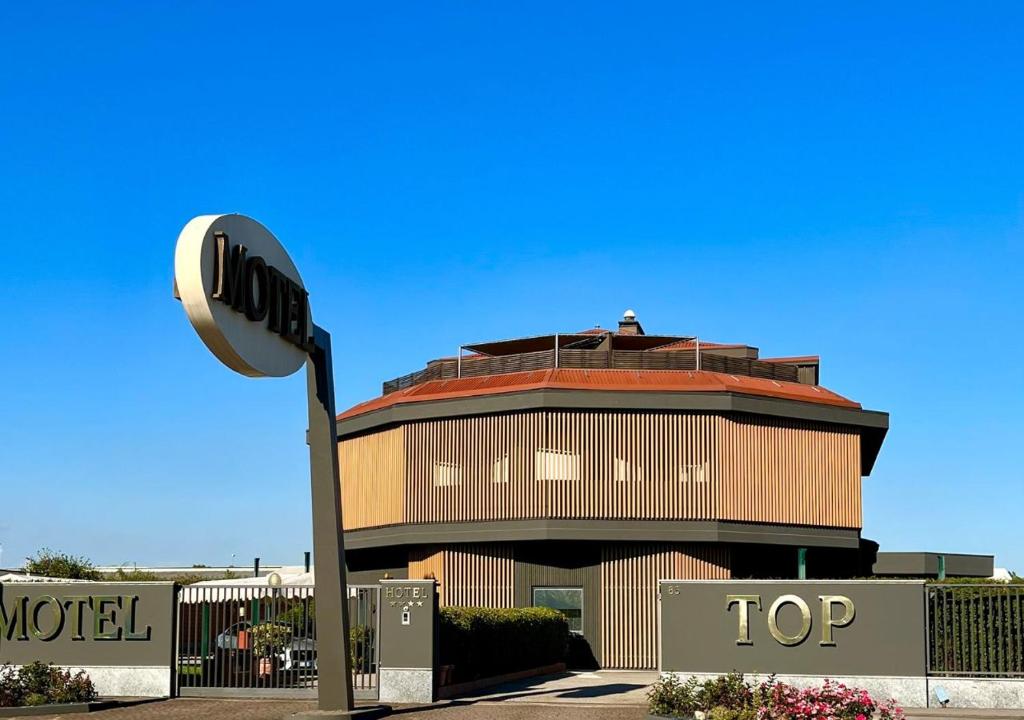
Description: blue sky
xmin=0 ymin=3 xmax=1021 ymax=572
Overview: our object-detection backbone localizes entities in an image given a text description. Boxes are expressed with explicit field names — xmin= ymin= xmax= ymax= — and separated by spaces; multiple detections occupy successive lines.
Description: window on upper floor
xmin=614 ymin=456 xmax=644 ymax=483
xmin=680 ymin=461 xmax=708 ymax=483
xmin=535 ymin=448 xmax=580 ymax=481
xmin=492 ymin=455 xmax=510 ymax=483
xmin=433 ymin=461 xmax=462 ymax=487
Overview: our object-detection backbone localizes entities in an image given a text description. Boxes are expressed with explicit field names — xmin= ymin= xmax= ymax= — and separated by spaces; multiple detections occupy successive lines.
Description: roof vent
xmin=618 ymin=309 xmax=644 ymax=336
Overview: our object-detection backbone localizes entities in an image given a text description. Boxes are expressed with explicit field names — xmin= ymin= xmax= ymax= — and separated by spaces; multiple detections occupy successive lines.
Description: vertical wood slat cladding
xmin=339 ymin=426 xmax=405 ymax=530
xmin=409 ymin=544 xmax=514 ymax=608
xmin=395 ymin=411 xmax=861 ymax=528
xmin=600 ymin=543 xmax=730 ymax=669
xmin=514 ymin=547 xmax=602 ymax=656
xmin=403 ymin=411 xmax=719 ymax=524
xmin=717 ymin=416 xmax=861 ymax=528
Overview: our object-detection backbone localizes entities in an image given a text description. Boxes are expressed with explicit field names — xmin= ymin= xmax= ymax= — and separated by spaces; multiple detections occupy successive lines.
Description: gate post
xmin=377 ymin=579 xmax=437 ymax=704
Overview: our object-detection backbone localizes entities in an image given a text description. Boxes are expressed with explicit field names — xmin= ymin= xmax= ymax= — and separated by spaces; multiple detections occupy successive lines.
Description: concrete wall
xmin=0 ymin=582 xmax=177 ymax=697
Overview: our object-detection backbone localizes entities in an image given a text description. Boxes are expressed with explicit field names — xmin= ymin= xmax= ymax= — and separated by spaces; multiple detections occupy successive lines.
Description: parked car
xmin=215 ymin=621 xmax=317 ymax=672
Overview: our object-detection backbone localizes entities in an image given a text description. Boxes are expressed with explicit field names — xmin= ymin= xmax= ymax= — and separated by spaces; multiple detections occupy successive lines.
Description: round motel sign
xmin=174 ymin=214 xmax=312 ymax=377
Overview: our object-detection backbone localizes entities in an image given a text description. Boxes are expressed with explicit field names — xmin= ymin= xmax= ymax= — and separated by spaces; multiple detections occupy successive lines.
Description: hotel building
xmin=336 ymin=312 xmax=889 ymax=668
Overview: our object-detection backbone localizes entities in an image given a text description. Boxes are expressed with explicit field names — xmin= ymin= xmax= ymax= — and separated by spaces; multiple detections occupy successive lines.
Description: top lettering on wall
xmin=174 ymin=214 xmax=312 ymax=378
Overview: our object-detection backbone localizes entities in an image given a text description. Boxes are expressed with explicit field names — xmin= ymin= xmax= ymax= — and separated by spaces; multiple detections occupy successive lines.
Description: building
xmin=872 ymin=552 xmax=995 ymax=579
xmin=336 ymin=311 xmax=891 ymax=669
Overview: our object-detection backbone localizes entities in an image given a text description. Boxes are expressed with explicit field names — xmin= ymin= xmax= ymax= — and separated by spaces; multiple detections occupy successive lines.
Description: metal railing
xmin=349 ymin=586 xmax=380 ymax=698
xmin=382 ymin=349 xmax=801 ymax=394
xmin=176 ymin=584 xmax=381 ymax=698
xmin=927 ymin=584 xmax=1024 ymax=677
xmin=177 ymin=585 xmax=319 ymax=695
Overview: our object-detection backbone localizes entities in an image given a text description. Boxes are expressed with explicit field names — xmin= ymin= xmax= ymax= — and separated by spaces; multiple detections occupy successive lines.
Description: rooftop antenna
xmin=695 ymin=336 xmax=701 ymax=371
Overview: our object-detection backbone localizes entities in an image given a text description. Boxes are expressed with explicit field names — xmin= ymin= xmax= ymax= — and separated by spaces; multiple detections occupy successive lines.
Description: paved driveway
xmin=82 ymin=697 xmax=649 ymax=720
xmin=454 ymin=670 xmax=658 ymax=705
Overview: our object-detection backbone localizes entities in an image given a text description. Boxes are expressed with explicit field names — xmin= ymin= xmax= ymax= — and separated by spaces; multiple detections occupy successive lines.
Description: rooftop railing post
xmin=554 ymin=333 xmax=559 ymax=368
xmin=695 ymin=336 xmax=701 ymax=371
xmin=457 ymin=346 xmax=462 ymax=378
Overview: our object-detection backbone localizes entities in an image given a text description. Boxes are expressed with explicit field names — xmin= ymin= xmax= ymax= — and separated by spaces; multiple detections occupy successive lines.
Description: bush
xmin=251 ymin=623 xmax=293 ymax=658
xmin=438 ymin=606 xmax=569 ymax=683
xmin=648 ymin=674 xmax=700 ymax=717
xmin=350 ymin=624 xmax=374 ymax=670
xmin=647 ymin=674 xmax=904 ymax=720
xmin=23 ymin=549 xmax=99 ymax=580
xmin=109 ymin=567 xmax=161 ymax=582
xmin=759 ymin=678 xmax=903 ymax=720
xmin=0 ymin=663 xmax=98 ymax=708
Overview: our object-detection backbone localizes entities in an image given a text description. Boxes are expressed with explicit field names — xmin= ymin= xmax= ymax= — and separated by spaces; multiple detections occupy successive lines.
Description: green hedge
xmin=927 ymin=584 xmax=1024 ymax=674
xmin=438 ymin=606 xmax=569 ymax=683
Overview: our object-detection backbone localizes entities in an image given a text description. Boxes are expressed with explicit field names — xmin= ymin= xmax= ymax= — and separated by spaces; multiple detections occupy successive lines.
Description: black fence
xmin=927 ymin=584 xmax=1024 ymax=677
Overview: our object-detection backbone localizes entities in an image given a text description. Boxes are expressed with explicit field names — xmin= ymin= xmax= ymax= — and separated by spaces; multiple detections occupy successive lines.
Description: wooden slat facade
xmin=514 ymin=545 xmax=602 ymax=657
xmin=409 ymin=544 xmax=515 ymax=608
xmin=600 ymin=543 xmax=731 ymax=669
xmin=340 ymin=410 xmax=862 ymax=530
xmin=719 ymin=416 xmax=861 ymax=527
xmin=408 ymin=541 xmax=727 ymax=668
xmin=339 ymin=426 xmax=405 ymax=530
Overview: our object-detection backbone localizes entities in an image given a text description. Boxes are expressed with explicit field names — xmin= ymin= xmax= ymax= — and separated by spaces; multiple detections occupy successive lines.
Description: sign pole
xmin=305 ymin=324 xmax=355 ymax=713
xmin=174 ymin=215 xmax=388 ymax=717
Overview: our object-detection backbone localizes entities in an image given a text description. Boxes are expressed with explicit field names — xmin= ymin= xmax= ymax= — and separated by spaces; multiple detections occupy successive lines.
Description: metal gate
xmin=176 ymin=584 xmax=380 ymax=699
xmin=349 ymin=585 xmax=380 ymax=699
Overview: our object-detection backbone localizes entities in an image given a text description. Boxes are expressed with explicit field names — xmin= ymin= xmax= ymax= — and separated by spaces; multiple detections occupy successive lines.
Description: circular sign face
xmin=174 ymin=214 xmax=312 ymax=378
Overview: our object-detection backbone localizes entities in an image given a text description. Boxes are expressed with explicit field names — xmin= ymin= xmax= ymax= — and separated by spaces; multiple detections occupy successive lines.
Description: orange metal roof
xmin=339 ymin=368 xmax=859 ymax=420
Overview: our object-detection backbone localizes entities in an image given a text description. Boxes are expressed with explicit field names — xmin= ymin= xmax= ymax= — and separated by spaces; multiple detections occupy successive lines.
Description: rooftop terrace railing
xmin=382 ymin=349 xmax=800 ymax=395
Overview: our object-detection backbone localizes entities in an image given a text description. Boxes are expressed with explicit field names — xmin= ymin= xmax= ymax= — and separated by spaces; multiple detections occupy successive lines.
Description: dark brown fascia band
xmin=343 ymin=519 xmax=861 ymax=551
xmin=336 ymin=389 xmax=889 ymax=474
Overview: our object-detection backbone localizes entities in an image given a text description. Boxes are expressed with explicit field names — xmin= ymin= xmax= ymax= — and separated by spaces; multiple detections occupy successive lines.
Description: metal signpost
xmin=174 ymin=214 xmax=383 ymax=718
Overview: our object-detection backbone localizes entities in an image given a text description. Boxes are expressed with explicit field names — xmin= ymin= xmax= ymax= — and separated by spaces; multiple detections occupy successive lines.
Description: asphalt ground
xmin=45 ymin=671 xmax=1024 ymax=720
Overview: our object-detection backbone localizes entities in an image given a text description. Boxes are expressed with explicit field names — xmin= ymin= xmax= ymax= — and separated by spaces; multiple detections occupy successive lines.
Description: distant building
xmin=872 ymin=552 xmax=994 ymax=579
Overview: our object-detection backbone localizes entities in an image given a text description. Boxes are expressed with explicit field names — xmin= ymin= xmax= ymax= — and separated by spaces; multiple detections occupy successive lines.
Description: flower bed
xmin=0 ymin=662 xmax=97 ymax=708
xmin=647 ymin=673 xmax=904 ymax=720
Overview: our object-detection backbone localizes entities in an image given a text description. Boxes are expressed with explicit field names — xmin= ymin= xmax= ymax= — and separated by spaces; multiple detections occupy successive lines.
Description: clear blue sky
xmin=1 ymin=3 xmax=1021 ymax=573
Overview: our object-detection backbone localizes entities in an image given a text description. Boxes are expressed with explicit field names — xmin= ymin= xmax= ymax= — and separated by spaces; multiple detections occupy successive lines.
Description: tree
xmin=24 ymin=549 xmax=100 ymax=580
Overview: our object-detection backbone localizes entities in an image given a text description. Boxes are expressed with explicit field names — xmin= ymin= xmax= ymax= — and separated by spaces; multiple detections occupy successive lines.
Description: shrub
xmin=438 ymin=606 xmax=569 ymax=683
xmin=109 ymin=567 xmax=161 ymax=582
xmin=647 ymin=674 xmax=904 ymax=720
xmin=0 ymin=667 xmax=21 ymax=707
xmin=698 ymin=672 xmax=753 ymax=711
xmin=648 ymin=674 xmax=700 ymax=717
xmin=23 ymin=549 xmax=99 ymax=580
xmin=350 ymin=624 xmax=374 ymax=669
xmin=759 ymin=678 xmax=903 ymax=720
xmin=0 ymin=663 xmax=98 ymax=708
xmin=251 ymin=623 xmax=293 ymax=658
